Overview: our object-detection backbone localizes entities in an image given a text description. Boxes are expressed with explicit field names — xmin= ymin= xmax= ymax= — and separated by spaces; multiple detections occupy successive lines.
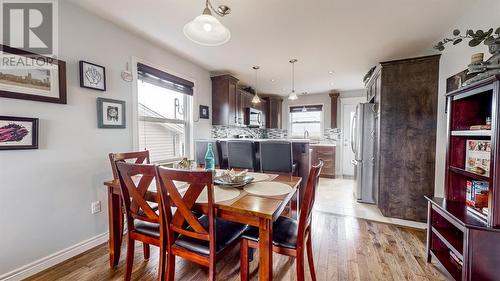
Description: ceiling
xmin=70 ymin=0 xmax=474 ymax=95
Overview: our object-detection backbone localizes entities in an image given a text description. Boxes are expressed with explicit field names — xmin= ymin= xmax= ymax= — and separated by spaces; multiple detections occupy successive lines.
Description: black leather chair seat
xmin=175 ymin=215 xmax=247 ymax=256
xmin=137 ymin=202 xmax=159 ymax=216
xmin=134 ymin=220 xmax=160 ymax=238
xmin=241 ymin=216 xmax=298 ymax=249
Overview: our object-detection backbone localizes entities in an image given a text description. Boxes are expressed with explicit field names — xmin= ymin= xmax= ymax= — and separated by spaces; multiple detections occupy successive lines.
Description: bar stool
xmin=259 ymin=141 xmax=298 ymax=175
xmin=227 ymin=140 xmax=257 ymax=171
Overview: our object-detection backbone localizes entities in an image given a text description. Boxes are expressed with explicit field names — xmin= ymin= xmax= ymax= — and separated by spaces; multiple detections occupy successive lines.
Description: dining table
xmin=103 ymin=170 xmax=302 ymax=281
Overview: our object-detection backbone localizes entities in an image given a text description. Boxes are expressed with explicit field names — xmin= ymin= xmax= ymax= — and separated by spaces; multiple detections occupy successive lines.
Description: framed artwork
xmin=80 ymin=61 xmax=106 ymax=91
xmin=97 ymin=97 xmax=125 ymax=128
xmin=0 ymin=44 xmax=67 ymax=104
xmin=0 ymin=116 xmax=39 ymax=150
xmin=199 ymin=105 xmax=209 ymax=119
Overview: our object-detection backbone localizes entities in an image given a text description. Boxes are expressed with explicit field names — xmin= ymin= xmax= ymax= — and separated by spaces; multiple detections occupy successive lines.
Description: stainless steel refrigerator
xmin=351 ymin=103 xmax=377 ymax=204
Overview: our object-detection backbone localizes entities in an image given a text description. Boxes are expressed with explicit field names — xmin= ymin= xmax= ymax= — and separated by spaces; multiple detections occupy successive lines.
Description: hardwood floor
xmin=26 ymin=211 xmax=451 ymax=281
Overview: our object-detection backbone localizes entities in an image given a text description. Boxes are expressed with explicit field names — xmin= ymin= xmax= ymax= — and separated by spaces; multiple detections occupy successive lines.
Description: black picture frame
xmin=80 ymin=61 xmax=107 ymax=91
xmin=0 ymin=116 xmax=39 ymax=150
xmin=199 ymin=105 xmax=209 ymax=119
xmin=97 ymin=98 xmax=126 ymax=129
xmin=0 ymin=44 xmax=67 ymax=104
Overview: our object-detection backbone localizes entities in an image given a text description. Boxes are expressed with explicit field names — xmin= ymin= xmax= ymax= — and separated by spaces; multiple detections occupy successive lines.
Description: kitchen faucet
xmin=304 ymin=130 xmax=309 ymax=139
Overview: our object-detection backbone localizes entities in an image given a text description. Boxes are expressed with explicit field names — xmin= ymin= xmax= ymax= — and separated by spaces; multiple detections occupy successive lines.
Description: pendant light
xmin=288 ymin=59 xmax=298 ymax=100
xmin=251 ymin=66 xmax=261 ymax=104
xmin=183 ymin=0 xmax=231 ymax=46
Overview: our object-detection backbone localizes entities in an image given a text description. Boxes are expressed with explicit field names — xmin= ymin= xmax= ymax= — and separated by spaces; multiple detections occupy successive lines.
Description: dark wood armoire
xmin=366 ymin=54 xmax=441 ymax=222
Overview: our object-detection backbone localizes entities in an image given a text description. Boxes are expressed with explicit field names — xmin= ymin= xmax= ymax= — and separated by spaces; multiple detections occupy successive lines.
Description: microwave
xmin=244 ymin=107 xmax=263 ymax=128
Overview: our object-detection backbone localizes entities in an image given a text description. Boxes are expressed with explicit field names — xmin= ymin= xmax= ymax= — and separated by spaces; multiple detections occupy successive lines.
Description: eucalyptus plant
xmin=434 ymin=28 xmax=500 ymax=51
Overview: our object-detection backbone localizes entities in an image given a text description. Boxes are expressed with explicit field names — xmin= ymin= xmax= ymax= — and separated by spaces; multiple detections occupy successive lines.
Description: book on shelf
xmin=465 ymin=139 xmax=491 ymax=176
xmin=466 ymin=180 xmax=489 ymax=208
xmin=469 ymin=124 xmax=491 ymax=130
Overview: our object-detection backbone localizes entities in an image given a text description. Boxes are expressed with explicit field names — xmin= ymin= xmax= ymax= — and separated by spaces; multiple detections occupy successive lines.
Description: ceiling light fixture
xmin=328 ymin=71 xmax=334 ymax=74
xmin=183 ymin=0 xmax=231 ymax=46
xmin=251 ymin=66 xmax=261 ymax=104
xmin=270 ymin=79 xmax=276 ymax=82
xmin=288 ymin=59 xmax=298 ymax=100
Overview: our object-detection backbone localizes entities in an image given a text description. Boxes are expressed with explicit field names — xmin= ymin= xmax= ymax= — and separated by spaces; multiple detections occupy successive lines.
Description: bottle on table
xmin=204 ymin=143 xmax=215 ymax=174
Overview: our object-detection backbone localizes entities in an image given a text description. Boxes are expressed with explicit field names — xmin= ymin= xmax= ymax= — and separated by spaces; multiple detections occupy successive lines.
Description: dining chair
xmin=109 ymin=151 xmax=155 ymax=260
xmin=227 ymin=140 xmax=257 ymax=171
xmin=259 ymin=141 xmax=298 ymax=175
xmin=239 ymin=160 xmax=324 ymax=281
xmin=155 ymin=166 xmax=248 ymax=281
xmin=115 ymin=162 xmax=166 ymax=281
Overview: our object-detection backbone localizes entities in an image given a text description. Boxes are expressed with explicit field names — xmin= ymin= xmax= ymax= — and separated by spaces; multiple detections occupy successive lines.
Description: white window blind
xmin=137 ymin=64 xmax=192 ymax=163
xmin=289 ymin=105 xmax=323 ymax=139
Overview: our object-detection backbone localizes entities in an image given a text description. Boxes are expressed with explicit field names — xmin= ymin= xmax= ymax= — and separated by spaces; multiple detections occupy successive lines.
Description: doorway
xmin=339 ymin=96 xmax=366 ymax=177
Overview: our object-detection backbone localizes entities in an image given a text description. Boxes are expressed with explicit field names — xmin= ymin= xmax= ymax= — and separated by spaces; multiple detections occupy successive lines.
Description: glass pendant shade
xmin=183 ymin=14 xmax=231 ymax=46
xmin=251 ymin=94 xmax=261 ymax=103
xmin=288 ymin=91 xmax=298 ymax=100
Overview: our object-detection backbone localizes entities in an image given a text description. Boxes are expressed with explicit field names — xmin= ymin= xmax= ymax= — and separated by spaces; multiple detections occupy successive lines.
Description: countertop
xmin=196 ymin=138 xmax=336 ymax=146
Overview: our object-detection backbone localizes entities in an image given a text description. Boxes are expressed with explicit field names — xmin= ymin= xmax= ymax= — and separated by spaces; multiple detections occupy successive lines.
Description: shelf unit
xmin=426 ymin=75 xmax=500 ymax=281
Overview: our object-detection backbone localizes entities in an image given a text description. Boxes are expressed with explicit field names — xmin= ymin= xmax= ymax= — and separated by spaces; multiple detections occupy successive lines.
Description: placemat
xmin=243 ymin=181 xmax=292 ymax=196
xmin=246 ymin=172 xmax=279 ymax=182
xmin=196 ymin=185 xmax=241 ymax=203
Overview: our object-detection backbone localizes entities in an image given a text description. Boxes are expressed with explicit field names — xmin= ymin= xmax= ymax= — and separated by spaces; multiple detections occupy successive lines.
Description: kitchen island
xmin=195 ymin=138 xmax=311 ymax=210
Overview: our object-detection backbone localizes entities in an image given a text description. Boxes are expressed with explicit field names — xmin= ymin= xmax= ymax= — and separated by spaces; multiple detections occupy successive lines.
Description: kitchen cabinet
xmin=365 ymin=54 xmax=440 ymax=222
xmin=211 ymin=75 xmax=262 ymax=127
xmin=211 ymin=75 xmax=239 ymax=126
xmin=310 ymin=145 xmax=335 ymax=178
xmin=261 ymin=95 xmax=283 ymax=129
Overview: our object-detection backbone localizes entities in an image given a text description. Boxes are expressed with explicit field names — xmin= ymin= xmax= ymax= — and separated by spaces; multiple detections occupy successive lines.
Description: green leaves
xmin=485 ymin=36 xmax=496 ymax=45
xmin=435 ymin=27 xmax=500 ymax=51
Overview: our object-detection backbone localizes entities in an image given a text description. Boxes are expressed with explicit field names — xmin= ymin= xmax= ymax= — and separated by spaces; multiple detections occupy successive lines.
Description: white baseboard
xmin=0 ymin=232 xmax=108 ymax=281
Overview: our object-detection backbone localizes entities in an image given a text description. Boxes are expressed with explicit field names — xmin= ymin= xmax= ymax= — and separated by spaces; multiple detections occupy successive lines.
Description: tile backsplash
xmin=211 ymin=126 xmax=288 ymax=139
xmin=211 ymin=126 xmax=340 ymax=140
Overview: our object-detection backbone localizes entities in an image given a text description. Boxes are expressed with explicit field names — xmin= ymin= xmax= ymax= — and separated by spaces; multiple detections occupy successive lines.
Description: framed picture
xmin=97 ymin=98 xmax=125 ymax=128
xmin=199 ymin=105 xmax=209 ymax=119
xmin=80 ymin=61 xmax=106 ymax=91
xmin=0 ymin=44 xmax=67 ymax=104
xmin=0 ymin=116 xmax=39 ymax=150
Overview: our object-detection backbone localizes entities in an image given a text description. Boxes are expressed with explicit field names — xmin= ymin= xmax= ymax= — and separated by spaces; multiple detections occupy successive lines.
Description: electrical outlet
xmin=91 ymin=201 xmax=101 ymax=214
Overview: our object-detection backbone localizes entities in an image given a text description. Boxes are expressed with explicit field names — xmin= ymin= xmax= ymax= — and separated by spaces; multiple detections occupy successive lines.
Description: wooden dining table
xmin=103 ymin=172 xmax=302 ymax=281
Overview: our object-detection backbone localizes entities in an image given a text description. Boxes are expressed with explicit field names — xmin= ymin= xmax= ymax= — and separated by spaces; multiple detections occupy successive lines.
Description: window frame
xmin=288 ymin=103 xmax=324 ymax=139
xmin=131 ymin=57 xmax=194 ymax=164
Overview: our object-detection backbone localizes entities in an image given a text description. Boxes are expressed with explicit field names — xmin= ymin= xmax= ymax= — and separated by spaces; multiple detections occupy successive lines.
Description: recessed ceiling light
xmin=329 ymin=82 xmax=334 ymax=86
xmin=328 ymin=71 xmax=334 ymax=74
xmin=281 ymin=88 xmax=286 ymax=91
xmin=270 ymin=79 xmax=276 ymax=82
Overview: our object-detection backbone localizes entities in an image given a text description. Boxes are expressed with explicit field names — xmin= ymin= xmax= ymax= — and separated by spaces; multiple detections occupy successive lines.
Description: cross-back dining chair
xmin=115 ymin=162 xmax=166 ymax=281
xmin=239 ymin=160 xmax=324 ymax=281
xmin=155 ymin=166 xmax=247 ymax=281
xmin=109 ymin=151 xmax=155 ymax=260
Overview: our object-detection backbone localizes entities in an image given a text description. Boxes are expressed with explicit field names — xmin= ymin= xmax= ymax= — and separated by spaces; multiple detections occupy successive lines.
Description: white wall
xmin=0 ymin=1 xmax=211 ymax=277
xmin=434 ymin=1 xmax=500 ymax=197
xmin=281 ymin=89 xmax=365 ymax=130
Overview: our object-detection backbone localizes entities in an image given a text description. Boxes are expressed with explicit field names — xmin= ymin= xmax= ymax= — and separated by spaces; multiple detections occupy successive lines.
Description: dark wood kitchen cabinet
xmin=366 ymin=54 xmax=440 ymax=222
xmin=261 ymin=95 xmax=283 ymax=129
xmin=211 ymin=75 xmax=262 ymax=127
xmin=211 ymin=74 xmax=239 ymax=126
xmin=310 ymin=145 xmax=335 ymax=178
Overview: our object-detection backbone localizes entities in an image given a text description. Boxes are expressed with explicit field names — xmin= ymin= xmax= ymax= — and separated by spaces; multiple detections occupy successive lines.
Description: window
xmin=289 ymin=105 xmax=323 ymax=139
xmin=137 ymin=63 xmax=193 ymax=163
